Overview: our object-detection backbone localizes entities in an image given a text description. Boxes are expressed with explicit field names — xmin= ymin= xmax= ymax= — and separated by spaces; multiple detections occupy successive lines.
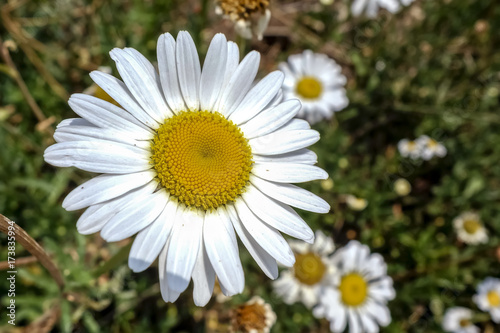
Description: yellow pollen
xmin=407 ymin=141 xmax=417 ymax=151
xmin=293 ymin=252 xmax=326 ymax=285
xmin=459 ymin=318 xmax=470 ymax=327
xmin=233 ymin=302 xmax=267 ymax=332
xmin=95 ymin=85 xmax=120 ymax=107
xmin=339 ymin=273 xmax=368 ymax=307
xmin=296 ymin=77 xmax=322 ymax=99
xmin=463 ymin=219 xmax=481 ymax=234
xmin=150 ymin=111 xmax=253 ymax=210
xmin=487 ymin=290 xmax=500 ymax=307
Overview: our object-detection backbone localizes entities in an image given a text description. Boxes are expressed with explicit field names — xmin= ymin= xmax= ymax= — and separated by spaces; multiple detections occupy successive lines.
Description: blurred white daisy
xmin=279 ymin=50 xmax=348 ymax=125
xmin=215 ymin=0 xmax=271 ymax=40
xmin=44 ymin=31 xmax=330 ymax=306
xmin=231 ymin=296 xmax=276 ymax=333
xmin=442 ymin=307 xmax=479 ymax=333
xmin=314 ymin=240 xmax=395 ymax=332
xmin=453 ymin=212 xmax=488 ymax=245
xmin=351 ymin=0 xmax=415 ymax=18
xmin=416 ymin=135 xmax=447 ymax=160
xmin=273 ymin=230 xmax=336 ymax=308
xmin=397 ymin=138 xmax=422 ymax=160
xmin=473 ymin=277 xmax=500 ymax=323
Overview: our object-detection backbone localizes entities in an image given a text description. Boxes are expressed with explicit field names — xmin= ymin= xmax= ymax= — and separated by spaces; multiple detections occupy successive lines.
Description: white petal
xmin=278 ymin=118 xmax=311 ymax=131
xmin=234 ymin=199 xmax=295 ymax=266
xmin=128 ymin=198 xmax=178 ymax=272
xmin=216 ymin=51 xmax=260 ymax=116
xmin=216 ymin=41 xmax=240 ymax=105
xmin=265 ymin=89 xmax=283 ymax=110
xmin=332 ymin=307 xmax=348 ymax=332
xmin=253 ymin=149 xmax=317 ymax=165
xmin=157 ymin=33 xmax=186 ymax=112
xmin=167 ymin=206 xmax=204 ymax=292
xmin=347 ymin=310 xmax=362 ymax=333
xmin=226 ymin=204 xmax=278 ymax=279
xmin=340 ymin=241 xmax=362 ymax=272
xmin=68 ymin=94 xmax=153 ymax=139
xmin=76 ymin=180 xmax=157 ymax=234
xmin=229 ymin=71 xmax=284 ymax=124
xmin=278 ymin=62 xmax=297 ymax=88
xmin=200 ymin=34 xmax=228 ymax=111
xmin=249 ymin=130 xmax=320 ymax=156
xmin=109 ymin=48 xmax=170 ymax=122
xmin=365 ymin=300 xmax=391 ymax=327
xmin=89 ymin=71 xmax=158 ymax=128
xmin=57 ymin=118 xmax=94 ymax=128
xmin=250 ymin=175 xmax=330 ymax=213
xmin=369 ymin=276 xmax=395 ymax=301
xmin=360 ymin=314 xmax=379 ymax=333
xmin=323 ymin=89 xmax=349 ymax=111
xmin=176 ymin=31 xmax=201 ymax=110
xmin=44 ymin=141 xmax=151 ymax=174
xmin=311 ymin=230 xmax=335 ymax=256
xmin=159 ymin=241 xmax=181 ymax=303
xmin=239 ymin=99 xmax=301 ymax=139
xmin=63 ymin=170 xmax=155 ymax=211
xmin=192 ymin=239 xmax=216 ymax=307
xmin=242 ymin=185 xmax=314 ymax=242
xmin=100 ymin=188 xmax=167 ymax=242
xmin=54 ymin=125 xmax=150 ymax=149
xmin=251 ymin=163 xmax=328 ymax=183
xmin=204 ymin=208 xmax=244 ymax=296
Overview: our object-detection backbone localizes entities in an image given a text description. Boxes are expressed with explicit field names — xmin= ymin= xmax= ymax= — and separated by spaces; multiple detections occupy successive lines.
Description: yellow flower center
xmin=407 ymin=141 xmax=417 ymax=151
xmin=487 ymin=290 xmax=500 ymax=307
xmin=296 ymin=77 xmax=322 ymax=99
xmin=293 ymin=252 xmax=326 ymax=285
xmin=339 ymin=273 xmax=368 ymax=307
xmin=150 ymin=111 xmax=253 ymax=210
xmin=463 ymin=219 xmax=481 ymax=234
xmin=233 ymin=302 xmax=267 ymax=332
xmin=459 ymin=318 xmax=470 ymax=327
xmin=94 ymin=85 xmax=120 ymax=107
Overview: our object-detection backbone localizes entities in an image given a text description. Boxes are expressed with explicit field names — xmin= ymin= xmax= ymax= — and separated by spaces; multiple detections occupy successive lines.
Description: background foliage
xmin=1 ymin=0 xmax=499 ymax=332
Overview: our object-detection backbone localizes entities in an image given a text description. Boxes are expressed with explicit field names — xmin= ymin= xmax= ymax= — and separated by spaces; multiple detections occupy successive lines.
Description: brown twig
xmin=0 ymin=214 xmax=64 ymax=290
xmin=1 ymin=1 xmax=69 ymax=101
xmin=0 ymin=255 xmax=37 ymax=270
xmin=0 ymin=36 xmax=54 ymax=135
xmin=23 ymin=302 xmax=61 ymax=333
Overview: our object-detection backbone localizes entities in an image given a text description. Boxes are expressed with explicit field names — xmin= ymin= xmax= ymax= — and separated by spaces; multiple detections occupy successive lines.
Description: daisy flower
xmin=314 ymin=240 xmax=395 ymax=332
xmin=215 ymin=0 xmax=271 ymax=40
xmin=453 ymin=212 xmax=488 ymax=245
xmin=397 ymin=138 xmax=422 ymax=160
xmin=279 ymin=50 xmax=349 ymax=125
xmin=351 ymin=0 xmax=415 ymax=18
xmin=416 ymin=135 xmax=447 ymax=160
xmin=442 ymin=307 xmax=479 ymax=333
xmin=231 ymin=296 xmax=276 ymax=333
xmin=273 ymin=230 xmax=336 ymax=308
xmin=44 ymin=31 xmax=330 ymax=306
xmin=473 ymin=277 xmax=500 ymax=323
